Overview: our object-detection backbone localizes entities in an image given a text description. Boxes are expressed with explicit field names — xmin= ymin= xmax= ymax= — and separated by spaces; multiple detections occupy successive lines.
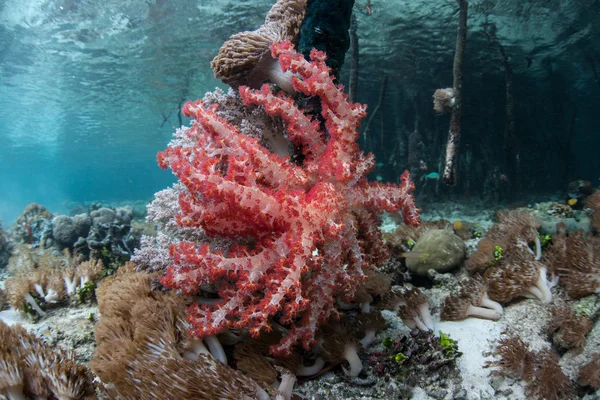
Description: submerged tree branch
xmin=442 ymin=0 xmax=468 ymax=186
xmin=349 ymin=13 xmax=359 ymax=103
xmin=362 ymin=76 xmax=388 ymax=148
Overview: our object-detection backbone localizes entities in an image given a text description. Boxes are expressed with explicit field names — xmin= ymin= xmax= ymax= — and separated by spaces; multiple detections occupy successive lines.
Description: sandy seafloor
xmin=1 ymin=197 xmax=599 ymax=400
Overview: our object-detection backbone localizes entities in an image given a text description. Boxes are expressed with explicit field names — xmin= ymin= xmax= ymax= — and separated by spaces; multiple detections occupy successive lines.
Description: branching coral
xmin=201 ymin=87 xmax=291 ymax=157
xmin=0 ymin=321 xmax=96 ymax=399
xmin=132 ymin=185 xmax=209 ymax=273
xmin=155 ymin=41 xmax=420 ymax=356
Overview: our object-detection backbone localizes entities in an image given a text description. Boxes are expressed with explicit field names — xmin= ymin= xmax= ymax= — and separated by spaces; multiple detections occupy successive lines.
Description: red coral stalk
xmin=158 ymin=41 xmax=420 ymax=356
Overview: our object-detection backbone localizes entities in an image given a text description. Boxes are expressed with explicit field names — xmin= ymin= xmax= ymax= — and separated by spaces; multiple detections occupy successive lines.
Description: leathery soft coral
xmin=380 ymin=285 xmax=434 ymax=331
xmin=466 ymin=210 xmax=553 ymax=305
xmin=544 ymin=227 xmax=600 ymax=298
xmin=156 ymin=41 xmax=420 ymax=356
xmin=0 ymin=321 xmax=96 ymax=400
xmin=441 ymin=277 xmax=503 ymax=321
xmin=5 ymin=255 xmax=103 ymax=317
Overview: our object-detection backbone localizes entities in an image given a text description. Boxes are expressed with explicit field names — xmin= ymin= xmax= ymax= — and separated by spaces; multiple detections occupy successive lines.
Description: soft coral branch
xmin=158 ymin=41 xmax=420 ymax=356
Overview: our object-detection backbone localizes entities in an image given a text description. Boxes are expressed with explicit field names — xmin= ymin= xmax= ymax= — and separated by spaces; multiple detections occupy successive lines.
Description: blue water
xmin=0 ymin=0 xmax=273 ymax=223
xmin=1 ymin=0 xmax=599 ymax=224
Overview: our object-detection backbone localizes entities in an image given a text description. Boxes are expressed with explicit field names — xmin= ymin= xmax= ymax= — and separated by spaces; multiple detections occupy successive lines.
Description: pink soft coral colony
xmin=157 ymin=41 xmax=421 ymax=356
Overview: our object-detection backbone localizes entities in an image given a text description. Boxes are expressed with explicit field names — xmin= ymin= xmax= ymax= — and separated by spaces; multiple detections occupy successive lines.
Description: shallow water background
xmin=0 ymin=0 xmax=598 ymax=223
